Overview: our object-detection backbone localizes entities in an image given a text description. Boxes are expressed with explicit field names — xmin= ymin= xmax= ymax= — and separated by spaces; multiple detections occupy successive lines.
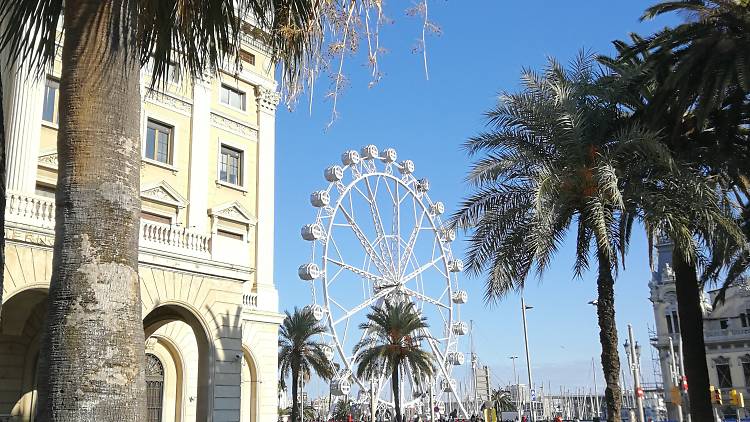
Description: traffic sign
xmin=530 ymin=389 xmax=536 ymax=401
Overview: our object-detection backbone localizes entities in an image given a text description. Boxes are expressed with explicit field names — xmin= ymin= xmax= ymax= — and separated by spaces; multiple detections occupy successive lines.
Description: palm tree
xmin=279 ymin=307 xmax=336 ymax=422
xmin=353 ymin=301 xmax=435 ymax=422
xmin=0 ymin=75 xmax=4 ymax=317
xmin=490 ymin=388 xmax=514 ymax=414
xmin=602 ymin=29 xmax=748 ymax=421
xmin=332 ymin=396 xmax=352 ymax=422
xmin=451 ymin=54 xmax=674 ymax=422
xmin=639 ymin=0 xmax=750 ymax=129
xmin=0 ymin=0 xmax=320 ymax=419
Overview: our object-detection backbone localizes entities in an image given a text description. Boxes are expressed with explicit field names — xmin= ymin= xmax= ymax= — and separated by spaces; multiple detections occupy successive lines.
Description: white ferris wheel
xmin=298 ymin=145 xmax=469 ymax=417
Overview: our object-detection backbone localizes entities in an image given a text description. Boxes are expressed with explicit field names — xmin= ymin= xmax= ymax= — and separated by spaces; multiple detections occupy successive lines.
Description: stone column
xmin=3 ymin=58 xmax=45 ymax=194
xmin=254 ymin=86 xmax=280 ymax=312
xmin=188 ymin=79 xmax=212 ymax=231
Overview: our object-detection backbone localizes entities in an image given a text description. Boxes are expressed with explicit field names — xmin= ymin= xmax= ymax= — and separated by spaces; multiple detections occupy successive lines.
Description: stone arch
xmin=147 ymin=334 xmax=188 ymax=422
xmin=0 ymin=288 xmax=48 ymax=421
xmin=241 ymin=346 xmax=261 ymax=422
xmin=144 ymin=302 xmax=213 ymax=422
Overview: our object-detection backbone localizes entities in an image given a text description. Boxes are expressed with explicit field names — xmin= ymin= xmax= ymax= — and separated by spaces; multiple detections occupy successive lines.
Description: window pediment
xmin=209 ymin=201 xmax=257 ymax=226
xmin=38 ymin=150 xmax=58 ymax=170
xmin=141 ymin=181 xmax=188 ymax=209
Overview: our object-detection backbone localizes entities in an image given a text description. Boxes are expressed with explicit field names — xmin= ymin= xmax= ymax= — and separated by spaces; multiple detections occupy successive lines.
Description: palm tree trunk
xmin=392 ymin=364 xmax=401 ymax=422
xmin=34 ymin=0 xmax=146 ymax=420
xmin=673 ymin=248 xmax=713 ymax=421
xmin=0 ymin=67 xmax=5 ymax=317
xmin=292 ymin=366 xmax=300 ymax=422
xmin=596 ymin=249 xmax=622 ymax=422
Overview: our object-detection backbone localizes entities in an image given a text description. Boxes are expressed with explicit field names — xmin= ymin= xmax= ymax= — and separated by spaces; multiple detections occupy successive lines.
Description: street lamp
xmin=624 ymin=324 xmax=645 ymax=422
xmin=510 ymin=356 xmax=520 ymax=420
xmin=521 ymin=296 xmax=534 ymax=422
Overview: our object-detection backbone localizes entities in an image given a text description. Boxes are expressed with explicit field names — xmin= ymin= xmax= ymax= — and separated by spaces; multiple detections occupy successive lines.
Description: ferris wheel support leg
xmin=425 ymin=333 xmax=469 ymax=419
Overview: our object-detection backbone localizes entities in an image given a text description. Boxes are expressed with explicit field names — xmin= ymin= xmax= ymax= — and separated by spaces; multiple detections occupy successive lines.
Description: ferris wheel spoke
xmin=384 ymin=178 xmax=402 ymax=263
xmin=325 ymin=257 xmax=386 ymax=284
xmin=364 ymin=175 xmax=396 ymax=271
xmin=401 ymin=286 xmax=450 ymax=309
xmin=400 ymin=256 xmax=444 ymax=284
xmin=398 ymin=208 xmax=427 ymax=278
xmin=331 ymin=285 xmax=398 ymax=326
xmin=337 ymin=204 xmax=393 ymax=278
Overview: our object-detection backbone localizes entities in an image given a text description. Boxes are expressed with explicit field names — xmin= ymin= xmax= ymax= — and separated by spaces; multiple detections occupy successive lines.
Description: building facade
xmin=0 ymin=22 xmax=283 ymax=422
xmin=650 ymin=237 xmax=750 ymax=419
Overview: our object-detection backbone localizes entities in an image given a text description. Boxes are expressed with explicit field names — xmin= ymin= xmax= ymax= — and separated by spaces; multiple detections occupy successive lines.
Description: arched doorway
xmin=0 ymin=288 xmax=47 ymax=422
xmin=241 ymin=347 xmax=259 ymax=422
xmin=144 ymin=303 xmax=212 ymax=422
xmin=146 ymin=353 xmax=166 ymax=422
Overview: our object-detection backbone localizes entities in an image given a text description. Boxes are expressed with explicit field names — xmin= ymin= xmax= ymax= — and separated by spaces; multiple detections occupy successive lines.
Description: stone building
xmin=650 ymin=237 xmax=750 ymax=419
xmin=0 ymin=19 xmax=283 ymax=422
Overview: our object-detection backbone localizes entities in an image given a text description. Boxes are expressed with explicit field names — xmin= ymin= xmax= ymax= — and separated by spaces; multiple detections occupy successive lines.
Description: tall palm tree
xmin=279 ymin=307 xmax=336 ymax=422
xmin=0 ymin=75 xmax=4 ymax=317
xmin=0 ymin=0 xmax=320 ymax=419
xmin=490 ymin=388 xmax=514 ymax=414
xmin=640 ymin=0 xmax=750 ymax=129
xmin=602 ymin=29 xmax=748 ymax=421
xmin=353 ymin=301 xmax=435 ymax=422
xmin=451 ymin=54 xmax=673 ymax=422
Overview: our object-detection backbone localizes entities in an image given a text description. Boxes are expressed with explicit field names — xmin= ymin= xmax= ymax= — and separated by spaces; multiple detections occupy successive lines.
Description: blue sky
xmin=274 ymin=1 xmax=681 ymax=397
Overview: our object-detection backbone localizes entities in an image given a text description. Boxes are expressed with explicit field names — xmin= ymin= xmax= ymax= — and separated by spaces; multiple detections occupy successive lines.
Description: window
xmin=219 ymin=145 xmax=242 ymax=186
xmin=743 ymin=360 xmax=750 ymax=387
xmin=42 ymin=78 xmax=59 ymax=124
xmin=672 ymin=310 xmax=680 ymax=333
xmin=141 ymin=211 xmax=172 ymax=225
xmin=220 ymin=84 xmax=246 ymax=111
xmin=145 ymin=119 xmax=173 ymax=165
xmin=742 ymin=313 xmax=747 ymax=328
xmin=145 ymin=353 xmax=164 ymax=422
xmin=35 ymin=183 xmax=56 ymax=199
xmin=720 ymin=319 xmax=730 ymax=330
xmin=717 ymin=362 xmax=733 ymax=388
xmin=145 ymin=57 xmax=180 ymax=84
xmin=240 ymin=50 xmax=256 ymax=66
xmin=666 ymin=314 xmax=674 ymax=334
xmin=218 ymin=229 xmax=244 ymax=241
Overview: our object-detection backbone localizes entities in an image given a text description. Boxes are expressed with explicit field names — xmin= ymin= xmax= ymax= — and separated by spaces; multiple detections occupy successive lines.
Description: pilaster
xmin=188 ymin=79 xmax=213 ymax=231
xmin=3 ymin=59 xmax=44 ymax=193
xmin=254 ymin=86 xmax=280 ymax=313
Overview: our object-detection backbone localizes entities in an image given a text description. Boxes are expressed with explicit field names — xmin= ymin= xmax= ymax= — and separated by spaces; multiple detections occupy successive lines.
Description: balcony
xmin=140 ymin=220 xmax=211 ymax=260
xmin=5 ymin=191 xmax=248 ymax=266
xmin=7 ymin=191 xmax=55 ymax=229
xmin=704 ymin=327 xmax=750 ymax=342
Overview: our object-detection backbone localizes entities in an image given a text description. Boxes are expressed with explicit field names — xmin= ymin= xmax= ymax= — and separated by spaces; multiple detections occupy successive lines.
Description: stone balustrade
xmin=5 ymin=191 xmax=214 ymax=260
xmin=242 ymin=293 xmax=258 ymax=310
xmin=6 ymin=191 xmax=56 ymax=229
xmin=140 ymin=220 xmax=211 ymax=258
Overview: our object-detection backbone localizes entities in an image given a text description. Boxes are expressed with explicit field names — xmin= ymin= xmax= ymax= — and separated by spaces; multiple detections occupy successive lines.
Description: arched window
xmin=146 ymin=353 xmax=165 ymax=422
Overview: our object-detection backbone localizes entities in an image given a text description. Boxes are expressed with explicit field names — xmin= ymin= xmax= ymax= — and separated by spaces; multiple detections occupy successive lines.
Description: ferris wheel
xmin=298 ymin=145 xmax=469 ymax=417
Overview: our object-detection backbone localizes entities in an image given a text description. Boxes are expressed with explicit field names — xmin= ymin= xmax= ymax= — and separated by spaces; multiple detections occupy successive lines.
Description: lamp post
xmin=510 ymin=356 xmax=520 ymax=420
xmin=668 ymin=336 xmax=685 ymax=422
xmin=624 ymin=324 xmax=645 ymax=422
xmin=521 ymin=296 xmax=534 ymax=422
